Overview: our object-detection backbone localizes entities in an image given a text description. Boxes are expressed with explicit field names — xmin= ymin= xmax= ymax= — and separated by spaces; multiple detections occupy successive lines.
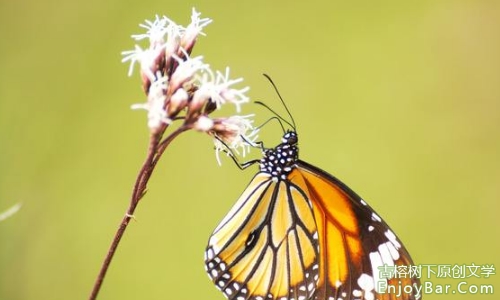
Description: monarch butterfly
xmin=205 ymin=84 xmax=421 ymax=300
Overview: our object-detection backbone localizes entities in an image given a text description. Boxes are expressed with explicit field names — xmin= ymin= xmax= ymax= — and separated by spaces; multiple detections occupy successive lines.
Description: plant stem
xmin=88 ymin=125 xmax=189 ymax=300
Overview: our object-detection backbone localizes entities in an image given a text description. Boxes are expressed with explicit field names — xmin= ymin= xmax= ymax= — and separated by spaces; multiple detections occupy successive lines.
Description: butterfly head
xmin=260 ymin=130 xmax=299 ymax=180
xmin=281 ymin=130 xmax=298 ymax=145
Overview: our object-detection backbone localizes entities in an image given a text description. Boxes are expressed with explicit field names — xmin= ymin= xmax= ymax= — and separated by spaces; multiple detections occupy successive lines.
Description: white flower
xmin=168 ymin=88 xmax=189 ymax=114
xmin=194 ymin=115 xmax=215 ymax=132
xmin=211 ymin=115 xmax=259 ymax=165
xmin=122 ymin=8 xmax=253 ymax=144
xmin=122 ymin=10 xmax=210 ymax=78
xmin=170 ymin=51 xmax=209 ymax=89
xmin=195 ymin=67 xmax=250 ymax=112
xmin=121 ymin=45 xmax=145 ymax=77
xmin=131 ymin=72 xmax=170 ymax=129
xmin=181 ymin=8 xmax=212 ymax=49
xmin=132 ymin=15 xmax=170 ymax=44
xmin=186 ymin=8 xmax=212 ymax=37
xmin=165 ymin=22 xmax=182 ymax=58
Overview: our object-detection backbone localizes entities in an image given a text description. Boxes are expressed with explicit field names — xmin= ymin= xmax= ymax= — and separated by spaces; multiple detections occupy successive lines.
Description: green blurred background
xmin=0 ymin=0 xmax=499 ymax=299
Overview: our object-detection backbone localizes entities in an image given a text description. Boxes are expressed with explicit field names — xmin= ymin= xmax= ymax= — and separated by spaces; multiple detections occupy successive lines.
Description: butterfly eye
xmin=287 ymin=132 xmax=297 ymax=145
xmin=245 ymin=230 xmax=258 ymax=250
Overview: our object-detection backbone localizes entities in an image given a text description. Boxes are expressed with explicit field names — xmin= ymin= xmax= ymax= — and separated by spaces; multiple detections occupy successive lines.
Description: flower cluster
xmin=122 ymin=8 xmax=258 ymax=162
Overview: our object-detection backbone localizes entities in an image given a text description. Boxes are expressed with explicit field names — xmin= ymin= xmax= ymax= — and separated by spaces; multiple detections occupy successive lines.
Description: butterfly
xmin=204 ymin=86 xmax=421 ymax=300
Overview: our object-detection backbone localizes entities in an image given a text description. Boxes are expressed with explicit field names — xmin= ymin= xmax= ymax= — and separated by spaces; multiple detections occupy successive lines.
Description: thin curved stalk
xmin=88 ymin=125 xmax=189 ymax=300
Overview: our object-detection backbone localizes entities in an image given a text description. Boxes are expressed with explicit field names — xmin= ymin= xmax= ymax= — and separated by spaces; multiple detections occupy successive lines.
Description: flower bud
xmin=194 ymin=115 xmax=214 ymax=132
xmin=168 ymin=88 xmax=188 ymax=115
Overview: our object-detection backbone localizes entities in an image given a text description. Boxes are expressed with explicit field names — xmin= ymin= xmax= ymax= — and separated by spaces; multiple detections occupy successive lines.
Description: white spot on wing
xmin=378 ymin=243 xmax=395 ymax=266
xmin=308 ymin=282 xmax=314 ymax=291
xmin=371 ymin=213 xmax=382 ymax=222
xmin=385 ymin=229 xmax=402 ymax=249
xmin=359 ymin=278 xmax=375 ymax=299
xmin=385 ymin=241 xmax=401 ymax=260
xmin=369 ymin=251 xmax=387 ymax=293
xmin=368 ymin=225 xmax=374 ymax=232
xmin=207 ymin=248 xmax=214 ymax=260
xmin=360 ymin=199 xmax=367 ymax=206
xmin=357 ymin=273 xmax=374 ymax=292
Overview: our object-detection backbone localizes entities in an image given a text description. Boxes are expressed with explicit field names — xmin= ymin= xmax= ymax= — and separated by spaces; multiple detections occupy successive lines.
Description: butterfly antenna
xmin=254 ymin=103 xmax=290 ymax=132
xmin=262 ymin=74 xmax=297 ymax=130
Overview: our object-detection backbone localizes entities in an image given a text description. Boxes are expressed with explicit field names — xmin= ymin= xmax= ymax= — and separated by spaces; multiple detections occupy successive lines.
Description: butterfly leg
xmin=213 ymin=135 xmax=261 ymax=170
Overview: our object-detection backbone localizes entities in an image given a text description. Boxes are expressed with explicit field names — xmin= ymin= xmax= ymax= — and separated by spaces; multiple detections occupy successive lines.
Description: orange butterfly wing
xmin=294 ymin=160 xmax=421 ymax=300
